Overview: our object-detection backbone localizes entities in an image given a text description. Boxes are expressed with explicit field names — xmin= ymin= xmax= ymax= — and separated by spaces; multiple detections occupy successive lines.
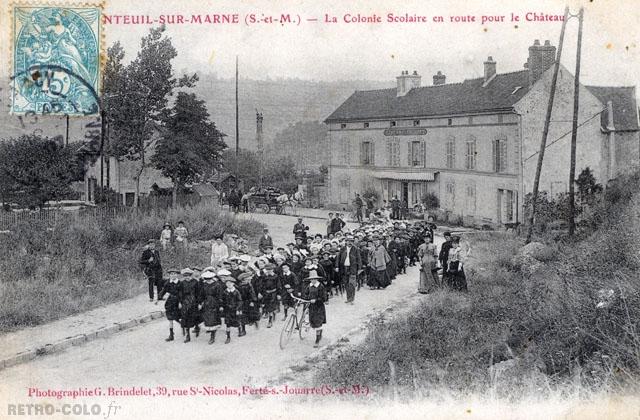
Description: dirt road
xmin=0 ymin=213 xmax=442 ymax=419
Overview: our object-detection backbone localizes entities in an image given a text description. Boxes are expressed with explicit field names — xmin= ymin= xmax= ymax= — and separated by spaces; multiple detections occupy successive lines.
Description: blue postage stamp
xmin=11 ymin=4 xmax=102 ymax=115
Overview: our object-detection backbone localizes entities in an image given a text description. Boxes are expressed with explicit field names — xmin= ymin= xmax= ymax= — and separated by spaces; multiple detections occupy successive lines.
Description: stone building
xmin=324 ymin=40 xmax=639 ymax=226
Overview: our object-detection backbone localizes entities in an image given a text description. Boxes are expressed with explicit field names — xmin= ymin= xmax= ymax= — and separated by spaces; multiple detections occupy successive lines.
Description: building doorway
xmin=402 ymin=182 xmax=409 ymax=205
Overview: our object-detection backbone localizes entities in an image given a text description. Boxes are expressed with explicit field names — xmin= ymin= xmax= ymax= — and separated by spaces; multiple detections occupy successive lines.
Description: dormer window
xmin=390 ymin=121 xmax=396 ymax=127
xmin=364 ymin=122 xmax=369 ymax=128
xmin=340 ymin=123 xmax=347 ymax=129
xmin=413 ymin=120 xmax=420 ymax=126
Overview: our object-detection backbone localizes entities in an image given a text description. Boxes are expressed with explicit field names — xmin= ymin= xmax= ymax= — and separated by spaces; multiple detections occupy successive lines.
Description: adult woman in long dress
xmin=369 ymin=236 xmax=391 ymax=289
xmin=417 ymin=234 xmax=439 ymax=293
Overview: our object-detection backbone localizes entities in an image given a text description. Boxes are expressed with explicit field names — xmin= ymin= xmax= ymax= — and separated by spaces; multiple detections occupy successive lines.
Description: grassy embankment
xmin=0 ymin=205 xmax=263 ymax=333
xmin=316 ymin=171 xmax=640 ymax=401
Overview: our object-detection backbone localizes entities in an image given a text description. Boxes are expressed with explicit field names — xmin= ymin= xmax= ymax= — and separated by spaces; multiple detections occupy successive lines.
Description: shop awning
xmin=375 ymin=171 xmax=437 ymax=181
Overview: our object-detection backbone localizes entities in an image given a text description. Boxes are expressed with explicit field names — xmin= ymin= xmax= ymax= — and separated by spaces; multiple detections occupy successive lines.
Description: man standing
xmin=293 ymin=218 xmax=308 ymax=240
xmin=139 ymin=239 xmax=163 ymax=302
xmin=335 ymin=236 xmax=362 ymax=304
xmin=326 ymin=212 xmax=335 ymax=236
xmin=391 ymin=196 xmax=400 ymax=220
xmin=330 ymin=213 xmax=344 ymax=234
xmin=353 ymin=193 xmax=364 ymax=223
xmin=259 ymin=228 xmax=274 ymax=253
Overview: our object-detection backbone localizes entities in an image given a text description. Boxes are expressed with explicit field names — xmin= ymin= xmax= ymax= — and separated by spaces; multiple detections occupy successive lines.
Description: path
xmin=0 ymin=211 xmax=442 ymax=419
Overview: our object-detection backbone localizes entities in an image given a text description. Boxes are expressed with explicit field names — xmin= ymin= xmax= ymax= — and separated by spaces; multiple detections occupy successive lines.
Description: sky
xmin=0 ymin=0 xmax=638 ymax=92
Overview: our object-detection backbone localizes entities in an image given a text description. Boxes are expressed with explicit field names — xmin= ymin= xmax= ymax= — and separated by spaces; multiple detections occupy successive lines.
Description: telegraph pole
xmin=526 ymin=7 xmax=569 ymax=243
xmin=568 ymin=8 xmax=584 ymax=236
xmin=235 ymin=55 xmax=239 ymax=189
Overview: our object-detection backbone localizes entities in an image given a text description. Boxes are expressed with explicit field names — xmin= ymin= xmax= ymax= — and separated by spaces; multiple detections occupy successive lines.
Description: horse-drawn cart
xmin=246 ymin=190 xmax=284 ymax=214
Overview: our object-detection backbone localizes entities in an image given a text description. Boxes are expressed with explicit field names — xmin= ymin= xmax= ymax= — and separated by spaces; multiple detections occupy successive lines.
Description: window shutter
xmin=359 ymin=141 xmax=364 ymax=165
xmin=492 ymin=139 xmax=497 ymax=172
xmin=370 ymin=142 xmax=375 ymax=165
xmin=500 ymin=139 xmax=507 ymax=172
xmin=386 ymin=140 xmax=392 ymax=166
xmin=407 ymin=141 xmax=412 ymax=166
xmin=420 ymin=140 xmax=426 ymax=167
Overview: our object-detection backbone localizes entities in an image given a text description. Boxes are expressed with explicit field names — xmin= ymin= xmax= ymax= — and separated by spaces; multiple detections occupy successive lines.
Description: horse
xmin=276 ymin=191 xmax=304 ymax=215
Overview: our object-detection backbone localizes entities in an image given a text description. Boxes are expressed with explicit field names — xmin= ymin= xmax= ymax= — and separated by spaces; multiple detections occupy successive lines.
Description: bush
xmin=421 ymin=192 xmax=439 ymax=210
xmin=315 ymin=183 xmax=640 ymax=398
xmin=0 ymin=204 xmax=264 ymax=332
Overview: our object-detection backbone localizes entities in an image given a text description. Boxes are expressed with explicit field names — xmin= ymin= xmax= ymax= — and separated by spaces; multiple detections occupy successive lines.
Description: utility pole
xmin=235 ymin=55 xmax=239 ymax=189
xmin=568 ymin=7 xmax=584 ymax=236
xmin=256 ymin=110 xmax=264 ymax=188
xmin=526 ymin=7 xmax=569 ymax=243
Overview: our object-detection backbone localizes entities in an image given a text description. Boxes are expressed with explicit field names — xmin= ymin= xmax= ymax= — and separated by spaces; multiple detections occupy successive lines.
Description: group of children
xmin=155 ymin=215 xmax=470 ymax=349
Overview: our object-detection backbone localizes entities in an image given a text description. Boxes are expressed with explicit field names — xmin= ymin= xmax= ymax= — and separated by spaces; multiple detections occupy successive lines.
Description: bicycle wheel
xmin=279 ymin=313 xmax=297 ymax=350
xmin=298 ymin=306 xmax=310 ymax=340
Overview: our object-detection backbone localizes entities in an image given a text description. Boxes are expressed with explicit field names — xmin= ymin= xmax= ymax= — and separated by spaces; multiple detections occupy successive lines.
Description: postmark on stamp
xmin=10 ymin=3 xmax=103 ymax=115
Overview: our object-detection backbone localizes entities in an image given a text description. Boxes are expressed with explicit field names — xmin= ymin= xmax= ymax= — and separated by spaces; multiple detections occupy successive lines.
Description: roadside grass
xmin=315 ymin=177 xmax=640 ymax=400
xmin=0 ymin=205 xmax=263 ymax=333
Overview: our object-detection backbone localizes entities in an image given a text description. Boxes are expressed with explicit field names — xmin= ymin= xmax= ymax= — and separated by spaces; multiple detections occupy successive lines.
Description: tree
xmin=263 ymin=156 xmax=301 ymax=192
xmin=575 ymin=167 xmax=602 ymax=206
xmin=0 ymin=135 xmax=79 ymax=208
xmin=152 ymin=92 xmax=227 ymax=206
xmin=106 ymin=27 xmax=197 ymax=207
xmin=221 ymin=148 xmax=261 ymax=188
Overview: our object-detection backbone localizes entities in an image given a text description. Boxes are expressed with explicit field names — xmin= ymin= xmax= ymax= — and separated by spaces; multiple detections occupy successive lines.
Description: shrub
xmin=421 ymin=192 xmax=439 ymax=210
xmin=0 ymin=204 xmax=263 ymax=332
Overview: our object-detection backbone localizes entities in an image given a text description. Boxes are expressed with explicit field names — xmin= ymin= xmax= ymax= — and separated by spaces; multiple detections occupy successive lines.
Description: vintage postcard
xmin=0 ymin=0 xmax=639 ymax=419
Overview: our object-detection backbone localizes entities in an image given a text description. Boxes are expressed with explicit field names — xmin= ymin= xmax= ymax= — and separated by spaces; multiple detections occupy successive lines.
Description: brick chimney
xmin=396 ymin=70 xmax=421 ymax=97
xmin=524 ymin=39 xmax=556 ymax=85
xmin=483 ymin=56 xmax=496 ymax=84
xmin=433 ymin=71 xmax=446 ymax=86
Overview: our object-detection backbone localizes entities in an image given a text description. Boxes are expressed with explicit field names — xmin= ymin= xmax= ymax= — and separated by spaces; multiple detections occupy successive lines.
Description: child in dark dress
xmin=220 ymin=277 xmax=243 ymax=344
xmin=237 ymin=272 xmax=260 ymax=331
xmin=304 ymin=270 xmax=327 ymax=348
xmin=158 ymin=268 xmax=181 ymax=342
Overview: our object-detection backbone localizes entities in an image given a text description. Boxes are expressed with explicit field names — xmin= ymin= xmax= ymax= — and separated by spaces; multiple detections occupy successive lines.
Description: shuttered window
xmin=408 ymin=139 xmax=426 ymax=167
xmin=446 ymin=136 xmax=456 ymax=169
xmin=465 ymin=136 xmax=477 ymax=170
xmin=341 ymin=140 xmax=351 ymax=165
xmin=386 ymin=138 xmax=400 ymax=167
xmin=360 ymin=141 xmax=374 ymax=166
xmin=493 ymin=136 xmax=507 ymax=173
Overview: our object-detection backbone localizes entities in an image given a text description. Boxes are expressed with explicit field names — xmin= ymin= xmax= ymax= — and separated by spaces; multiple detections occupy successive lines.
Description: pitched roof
xmin=325 ymin=70 xmax=531 ymax=122
xmin=192 ymin=183 xmax=219 ymax=197
xmin=585 ymin=86 xmax=639 ymax=131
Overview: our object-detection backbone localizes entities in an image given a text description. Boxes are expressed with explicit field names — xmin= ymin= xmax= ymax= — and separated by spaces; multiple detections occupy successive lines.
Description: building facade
xmin=325 ymin=40 xmax=639 ymax=226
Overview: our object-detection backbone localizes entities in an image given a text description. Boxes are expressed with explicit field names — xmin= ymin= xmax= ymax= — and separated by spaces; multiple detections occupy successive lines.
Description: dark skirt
xmin=262 ymin=290 xmax=278 ymax=313
xmin=375 ymin=269 xmax=391 ymax=288
xmin=242 ymin=301 xmax=261 ymax=323
xmin=281 ymin=292 xmax=295 ymax=308
xmin=164 ymin=295 xmax=180 ymax=321
xmin=201 ymin=296 xmax=222 ymax=328
xmin=308 ymin=302 xmax=326 ymax=329
xmin=180 ymin=296 xmax=200 ymax=328
xmin=223 ymin=307 xmax=240 ymax=328
xmin=446 ymin=261 xmax=468 ymax=291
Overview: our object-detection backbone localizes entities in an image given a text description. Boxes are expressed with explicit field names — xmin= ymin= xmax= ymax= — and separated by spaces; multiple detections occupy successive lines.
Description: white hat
xmin=217 ymin=269 xmax=232 ymax=276
xmin=201 ymin=271 xmax=216 ymax=279
xmin=238 ymin=254 xmax=251 ymax=262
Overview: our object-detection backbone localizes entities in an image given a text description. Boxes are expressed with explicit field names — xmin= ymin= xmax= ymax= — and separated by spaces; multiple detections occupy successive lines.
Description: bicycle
xmin=279 ymin=292 xmax=311 ymax=350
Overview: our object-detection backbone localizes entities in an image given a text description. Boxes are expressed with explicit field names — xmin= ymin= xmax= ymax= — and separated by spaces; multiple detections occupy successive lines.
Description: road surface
xmin=0 ymin=212 xmax=442 ymax=419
